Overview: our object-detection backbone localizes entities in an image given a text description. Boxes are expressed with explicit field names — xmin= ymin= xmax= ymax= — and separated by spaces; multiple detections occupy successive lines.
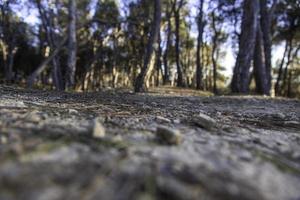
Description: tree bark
xmin=163 ymin=4 xmax=173 ymax=85
xmin=35 ymin=0 xmax=64 ymax=90
xmin=134 ymin=0 xmax=161 ymax=92
xmin=174 ymin=0 xmax=186 ymax=87
xmin=275 ymin=40 xmax=289 ymax=96
xmin=231 ymin=0 xmax=259 ymax=94
xmin=281 ymin=44 xmax=300 ymax=96
xmin=211 ymin=12 xmax=218 ymax=95
xmin=287 ymin=70 xmax=292 ymax=98
xmin=260 ymin=0 xmax=276 ymax=94
xmin=0 ymin=2 xmax=16 ymax=82
xmin=253 ymin=24 xmax=268 ymax=95
xmin=65 ymin=0 xmax=77 ymax=90
xmin=156 ymin=32 xmax=162 ymax=86
xmin=6 ymin=44 xmax=15 ymax=82
xmin=196 ymin=0 xmax=205 ymax=90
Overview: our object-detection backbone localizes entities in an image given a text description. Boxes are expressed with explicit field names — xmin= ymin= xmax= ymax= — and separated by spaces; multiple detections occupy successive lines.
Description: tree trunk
xmin=174 ymin=0 xmax=185 ymax=87
xmin=211 ymin=12 xmax=218 ymax=95
xmin=275 ymin=40 xmax=289 ymax=96
xmin=66 ymin=0 xmax=77 ymax=90
xmin=231 ymin=0 xmax=259 ymax=94
xmin=134 ymin=0 xmax=161 ymax=92
xmin=287 ymin=70 xmax=293 ymax=98
xmin=281 ymin=45 xmax=300 ymax=96
xmin=35 ymin=0 xmax=64 ymax=90
xmin=196 ymin=0 xmax=205 ymax=90
xmin=162 ymin=6 xmax=172 ymax=85
xmin=260 ymin=0 xmax=276 ymax=93
xmin=6 ymin=44 xmax=15 ymax=82
xmin=156 ymin=32 xmax=162 ymax=87
xmin=253 ymin=24 xmax=268 ymax=95
xmin=0 ymin=2 xmax=16 ymax=83
xmin=211 ymin=48 xmax=218 ymax=94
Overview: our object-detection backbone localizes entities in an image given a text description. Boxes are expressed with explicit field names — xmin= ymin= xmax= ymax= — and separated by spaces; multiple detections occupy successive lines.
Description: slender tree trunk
xmin=211 ymin=48 xmax=218 ymax=94
xmin=202 ymin=41 xmax=208 ymax=90
xmin=6 ymin=44 xmax=15 ymax=82
xmin=66 ymin=0 xmax=77 ymax=89
xmin=134 ymin=0 xmax=161 ymax=92
xmin=196 ymin=0 xmax=205 ymax=90
xmin=0 ymin=41 xmax=8 ymax=79
xmin=35 ymin=0 xmax=64 ymax=90
xmin=156 ymin=32 xmax=162 ymax=87
xmin=3 ymin=43 xmax=15 ymax=82
xmin=211 ymin=12 xmax=218 ymax=95
xmin=275 ymin=40 xmax=289 ymax=96
xmin=185 ymin=28 xmax=192 ymax=87
xmin=174 ymin=1 xmax=185 ymax=87
xmin=253 ymin=23 xmax=268 ymax=95
xmin=52 ymin=60 xmax=63 ymax=90
xmin=281 ymin=45 xmax=300 ymax=96
xmin=163 ymin=6 xmax=172 ymax=85
xmin=231 ymin=0 xmax=259 ymax=94
xmin=287 ymin=70 xmax=293 ymax=98
xmin=208 ymin=65 xmax=212 ymax=91
xmin=260 ymin=0 xmax=276 ymax=93
xmin=0 ymin=3 xmax=16 ymax=82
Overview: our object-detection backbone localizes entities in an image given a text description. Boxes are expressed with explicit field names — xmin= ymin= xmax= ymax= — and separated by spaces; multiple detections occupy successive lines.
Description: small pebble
xmin=156 ymin=126 xmax=183 ymax=145
xmin=292 ymin=151 xmax=300 ymax=159
xmin=284 ymin=121 xmax=300 ymax=127
xmin=24 ymin=111 xmax=41 ymax=123
xmin=193 ymin=113 xmax=217 ymax=130
xmin=11 ymin=101 xmax=27 ymax=108
xmin=92 ymin=118 xmax=106 ymax=139
xmin=68 ymin=109 xmax=78 ymax=114
xmin=156 ymin=116 xmax=171 ymax=123
xmin=173 ymin=119 xmax=181 ymax=124
xmin=272 ymin=113 xmax=285 ymax=119
xmin=1 ymin=136 xmax=8 ymax=144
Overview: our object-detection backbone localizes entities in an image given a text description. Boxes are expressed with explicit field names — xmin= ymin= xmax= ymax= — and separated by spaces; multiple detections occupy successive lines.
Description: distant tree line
xmin=0 ymin=0 xmax=299 ymax=97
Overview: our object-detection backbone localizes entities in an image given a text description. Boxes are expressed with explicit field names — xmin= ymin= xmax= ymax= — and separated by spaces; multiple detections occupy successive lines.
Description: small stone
xmin=238 ymin=150 xmax=252 ymax=161
xmin=92 ymin=118 xmax=106 ymax=139
xmin=216 ymin=111 xmax=222 ymax=116
xmin=222 ymin=125 xmax=232 ymax=132
xmin=279 ymin=145 xmax=291 ymax=154
xmin=156 ymin=126 xmax=183 ymax=145
xmin=68 ymin=109 xmax=78 ymax=114
xmin=284 ymin=121 xmax=300 ymax=127
xmin=112 ymin=135 xmax=123 ymax=143
xmin=193 ymin=113 xmax=217 ymax=130
xmin=7 ymin=101 xmax=27 ymax=108
xmin=16 ymin=101 xmax=27 ymax=108
xmin=252 ymin=137 xmax=261 ymax=144
xmin=292 ymin=151 xmax=300 ymax=159
xmin=156 ymin=116 xmax=171 ymax=123
xmin=24 ymin=111 xmax=41 ymax=123
xmin=1 ymin=136 xmax=8 ymax=144
xmin=272 ymin=113 xmax=285 ymax=120
xmin=173 ymin=119 xmax=181 ymax=124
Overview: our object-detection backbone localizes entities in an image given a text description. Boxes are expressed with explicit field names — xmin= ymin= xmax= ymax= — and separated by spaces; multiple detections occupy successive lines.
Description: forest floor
xmin=0 ymin=85 xmax=300 ymax=200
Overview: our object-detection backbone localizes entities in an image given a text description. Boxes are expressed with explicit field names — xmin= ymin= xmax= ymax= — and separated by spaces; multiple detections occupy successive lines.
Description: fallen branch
xmin=27 ymin=37 xmax=67 ymax=88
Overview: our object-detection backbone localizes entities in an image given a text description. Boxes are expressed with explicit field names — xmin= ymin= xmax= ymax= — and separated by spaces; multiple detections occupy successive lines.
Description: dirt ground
xmin=0 ymin=85 xmax=300 ymax=200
